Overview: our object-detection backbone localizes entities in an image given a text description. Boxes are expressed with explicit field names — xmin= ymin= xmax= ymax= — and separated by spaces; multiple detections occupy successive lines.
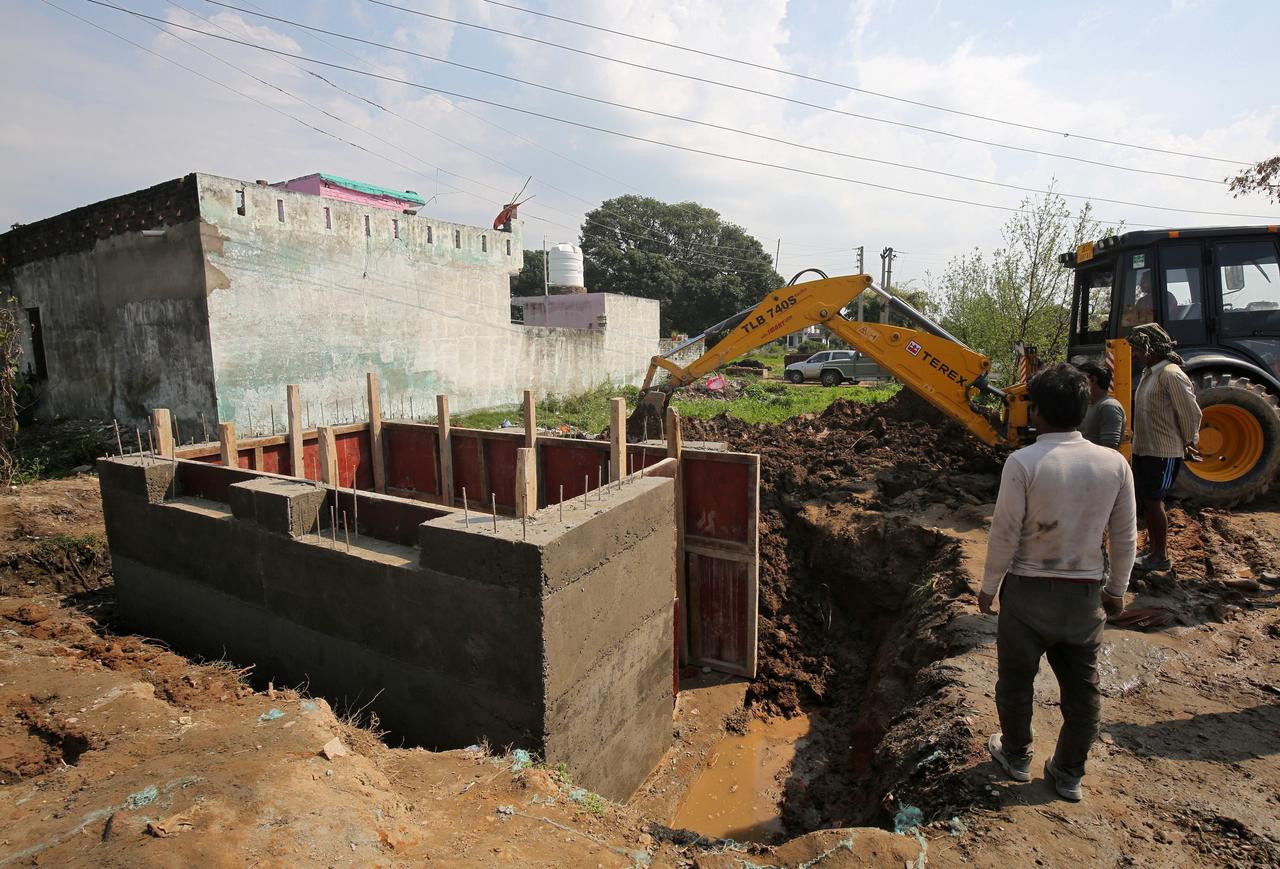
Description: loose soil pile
xmin=685 ymin=392 xmax=1006 ymax=832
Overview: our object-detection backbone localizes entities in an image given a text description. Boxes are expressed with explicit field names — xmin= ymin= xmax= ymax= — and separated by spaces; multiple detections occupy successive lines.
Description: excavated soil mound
xmin=683 ymin=392 xmax=1006 ymax=832
xmin=685 ymin=391 xmax=1003 ymax=718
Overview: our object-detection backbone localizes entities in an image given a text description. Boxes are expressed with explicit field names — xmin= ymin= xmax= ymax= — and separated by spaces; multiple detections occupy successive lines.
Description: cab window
xmin=1073 ymin=264 xmax=1114 ymax=344
xmin=1218 ymin=240 xmax=1280 ymax=337
xmin=1161 ymin=244 xmax=1206 ymax=345
xmin=809 ymin=352 xmax=830 ymax=363
xmin=1117 ymin=251 xmax=1156 ymax=333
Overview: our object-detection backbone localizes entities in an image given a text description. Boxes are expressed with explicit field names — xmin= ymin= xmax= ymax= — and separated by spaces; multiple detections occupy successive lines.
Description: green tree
xmin=510 ymin=249 xmax=547 ymax=298
xmin=579 ymin=196 xmax=782 ymax=334
xmin=927 ymin=187 xmax=1112 ymax=381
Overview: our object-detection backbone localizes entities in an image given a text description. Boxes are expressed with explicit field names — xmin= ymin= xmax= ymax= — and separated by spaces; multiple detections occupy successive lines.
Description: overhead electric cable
xmin=177 ymin=1 xmax=1273 ymax=218
xmin=469 ymin=0 xmax=1256 ymax=167
xmin=108 ymin=1 xmax=791 ymax=270
xmin=78 ymin=1 xmax=1275 ymax=226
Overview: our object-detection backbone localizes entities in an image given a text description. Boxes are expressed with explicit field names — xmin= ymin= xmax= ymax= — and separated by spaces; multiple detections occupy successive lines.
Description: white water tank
xmin=548 ymin=243 xmax=585 ymax=290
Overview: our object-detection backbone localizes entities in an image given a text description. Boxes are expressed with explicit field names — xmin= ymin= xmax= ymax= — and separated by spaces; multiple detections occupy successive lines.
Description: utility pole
xmin=542 ymin=235 xmax=549 ymax=296
xmin=880 ymin=247 xmax=895 ymax=324
xmin=855 ymin=245 xmax=865 ymax=322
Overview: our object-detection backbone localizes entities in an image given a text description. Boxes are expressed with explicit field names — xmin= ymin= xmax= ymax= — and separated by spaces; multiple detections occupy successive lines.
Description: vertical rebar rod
xmin=490 ymin=493 xmax=497 ymax=532
xmin=330 ymin=505 xmax=337 ymax=549
xmin=559 ymin=485 xmax=564 ymax=523
xmin=462 ymin=486 xmax=469 ymax=525
xmin=113 ymin=420 xmax=124 ymax=457
xmin=343 ymin=512 xmax=350 ymax=552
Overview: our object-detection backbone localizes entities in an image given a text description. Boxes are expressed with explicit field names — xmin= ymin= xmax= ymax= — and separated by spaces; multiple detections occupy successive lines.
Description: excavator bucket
xmin=626 ymin=390 xmax=670 ymax=443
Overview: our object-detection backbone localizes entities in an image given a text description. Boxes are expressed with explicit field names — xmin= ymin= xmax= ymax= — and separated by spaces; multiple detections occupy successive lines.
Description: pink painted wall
xmin=274 ymin=175 xmax=417 ymax=212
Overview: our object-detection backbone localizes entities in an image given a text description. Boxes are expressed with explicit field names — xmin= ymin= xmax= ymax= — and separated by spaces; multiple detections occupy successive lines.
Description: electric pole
xmin=880 ymin=247 xmax=895 ymax=324
xmin=855 ymin=246 xmax=865 ymax=322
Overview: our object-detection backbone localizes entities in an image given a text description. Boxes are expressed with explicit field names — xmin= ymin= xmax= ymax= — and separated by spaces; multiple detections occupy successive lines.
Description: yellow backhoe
xmin=628 ymin=272 xmax=1135 ymax=454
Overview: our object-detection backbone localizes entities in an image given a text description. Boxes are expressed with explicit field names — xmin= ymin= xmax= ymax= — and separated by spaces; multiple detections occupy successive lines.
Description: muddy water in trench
xmin=672 ymin=713 xmax=814 ymax=842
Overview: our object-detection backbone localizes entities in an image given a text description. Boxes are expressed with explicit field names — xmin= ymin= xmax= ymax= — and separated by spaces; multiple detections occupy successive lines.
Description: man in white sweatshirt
xmin=978 ymin=362 xmax=1136 ymax=802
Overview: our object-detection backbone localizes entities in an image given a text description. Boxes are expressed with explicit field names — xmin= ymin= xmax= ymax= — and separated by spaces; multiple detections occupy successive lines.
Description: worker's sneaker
xmin=987 ymin=733 xmax=1031 ymax=782
xmin=1044 ymin=756 xmax=1084 ymax=802
xmin=1134 ymin=555 xmax=1173 ymax=573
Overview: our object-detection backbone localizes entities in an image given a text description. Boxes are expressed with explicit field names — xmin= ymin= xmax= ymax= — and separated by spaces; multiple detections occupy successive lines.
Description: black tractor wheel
xmin=820 ymin=369 xmax=843 ymax=387
xmin=787 ymin=370 xmax=804 ymax=384
xmin=1173 ymin=373 xmax=1280 ymax=506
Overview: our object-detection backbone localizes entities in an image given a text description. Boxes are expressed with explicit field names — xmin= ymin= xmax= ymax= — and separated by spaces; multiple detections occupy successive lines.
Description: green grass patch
xmin=448 ymin=379 xmax=898 ymax=434
xmin=450 ymin=383 xmax=641 ymax=433
xmin=672 ymin=381 xmax=899 ymax=425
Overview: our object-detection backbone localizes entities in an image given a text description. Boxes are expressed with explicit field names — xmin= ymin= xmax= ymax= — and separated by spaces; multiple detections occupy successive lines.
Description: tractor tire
xmin=1172 ymin=373 xmax=1280 ymax=506
xmin=820 ymin=369 xmax=843 ymax=387
xmin=787 ymin=370 xmax=804 ymax=385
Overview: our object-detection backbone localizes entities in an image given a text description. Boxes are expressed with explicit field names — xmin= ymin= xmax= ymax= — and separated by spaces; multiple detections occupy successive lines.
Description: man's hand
xmin=978 ymin=590 xmax=997 ymax=615
xmin=1185 ymin=444 xmax=1203 ymax=463
xmin=1102 ymin=591 xmax=1125 ymax=617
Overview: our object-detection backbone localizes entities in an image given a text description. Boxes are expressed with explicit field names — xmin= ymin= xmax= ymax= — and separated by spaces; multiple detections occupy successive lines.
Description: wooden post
xmin=667 ymin=406 xmax=687 ymax=664
xmin=317 ymin=425 xmax=339 ymax=486
xmin=367 ymin=372 xmax=386 ymax=493
xmin=665 ymin=407 xmax=683 ymax=459
xmin=515 ymin=447 xmax=537 ymax=519
xmin=151 ymin=408 xmax=175 ymax=458
xmin=286 ymin=384 xmax=304 ymax=477
xmin=609 ymin=397 xmax=626 ymax=483
xmin=218 ymin=422 xmax=237 ymax=467
xmin=522 ymin=390 xmax=536 ymax=448
xmin=437 ymin=394 xmax=454 ymax=506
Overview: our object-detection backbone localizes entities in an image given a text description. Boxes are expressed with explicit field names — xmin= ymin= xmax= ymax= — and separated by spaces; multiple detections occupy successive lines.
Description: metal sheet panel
xmin=680 ymin=450 xmax=759 ymax=678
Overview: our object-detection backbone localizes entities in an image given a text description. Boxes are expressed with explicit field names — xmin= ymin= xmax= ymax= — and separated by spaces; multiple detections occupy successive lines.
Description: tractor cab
xmin=1061 ymin=226 xmax=1280 ymax=504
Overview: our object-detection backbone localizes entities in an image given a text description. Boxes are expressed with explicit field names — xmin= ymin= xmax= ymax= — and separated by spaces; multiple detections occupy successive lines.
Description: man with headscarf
xmin=1127 ymin=323 xmax=1203 ymax=572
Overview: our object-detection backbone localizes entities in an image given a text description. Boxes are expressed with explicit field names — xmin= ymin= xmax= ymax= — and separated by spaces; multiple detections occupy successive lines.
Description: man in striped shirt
xmin=1127 ymin=324 xmax=1203 ymax=572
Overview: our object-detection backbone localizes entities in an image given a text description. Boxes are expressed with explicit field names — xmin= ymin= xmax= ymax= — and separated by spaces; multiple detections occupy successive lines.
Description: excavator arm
xmin=629 ymin=274 xmax=1031 ymax=446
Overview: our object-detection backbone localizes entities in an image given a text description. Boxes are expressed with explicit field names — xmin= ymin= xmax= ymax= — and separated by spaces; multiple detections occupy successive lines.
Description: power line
xmin=471 ymin=0 xmax=1256 ymax=167
xmin=96 ymin=1 xmax=790 ymax=272
xmin=74 ymin=2 xmax=1259 ymax=228
xmin=179 ymin=1 xmax=1274 ymax=219
xmin=214 ymin=0 xmax=810 ymax=262
xmin=366 ymin=0 xmax=1230 ymax=186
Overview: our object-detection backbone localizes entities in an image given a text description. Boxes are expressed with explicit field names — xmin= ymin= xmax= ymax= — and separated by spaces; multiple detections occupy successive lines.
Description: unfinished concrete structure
xmin=97 ymin=381 xmax=761 ymax=800
xmin=99 ymin=450 xmax=676 ymax=800
xmin=0 ymin=172 xmax=660 ymax=432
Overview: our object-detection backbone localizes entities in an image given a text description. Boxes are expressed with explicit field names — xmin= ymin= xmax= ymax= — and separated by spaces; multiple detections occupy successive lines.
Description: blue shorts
xmin=1133 ymin=456 xmax=1182 ymax=502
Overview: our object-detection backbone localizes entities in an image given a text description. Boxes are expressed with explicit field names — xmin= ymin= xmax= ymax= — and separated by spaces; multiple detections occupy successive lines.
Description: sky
xmin=3 ymin=0 xmax=1279 ymax=294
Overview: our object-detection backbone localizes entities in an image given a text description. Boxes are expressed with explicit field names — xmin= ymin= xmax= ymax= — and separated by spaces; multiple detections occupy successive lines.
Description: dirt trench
xmin=685 ymin=392 xmax=1005 ymax=838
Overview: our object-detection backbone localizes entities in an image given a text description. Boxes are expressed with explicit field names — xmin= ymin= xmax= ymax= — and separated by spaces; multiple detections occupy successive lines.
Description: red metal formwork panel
xmin=485 ymin=438 xmax=519 ymax=510
xmin=335 ymin=430 xmax=374 ymax=491
xmin=232 ymin=449 xmax=252 ymax=470
xmin=626 ymin=445 xmax=668 ymax=474
xmin=681 ymin=450 xmax=759 ymax=679
xmin=683 ymin=456 xmax=752 ymax=543
xmin=385 ymin=424 xmax=439 ymax=495
xmin=541 ymin=440 xmax=607 ymax=504
xmin=259 ymin=443 xmax=289 ymax=476
xmin=301 ymin=441 xmax=320 ymax=481
xmin=452 ymin=434 xmax=486 ymax=505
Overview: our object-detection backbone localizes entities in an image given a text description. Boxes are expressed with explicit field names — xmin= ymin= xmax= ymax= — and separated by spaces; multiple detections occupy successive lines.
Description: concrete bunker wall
xmin=99 ymin=454 xmax=675 ymax=801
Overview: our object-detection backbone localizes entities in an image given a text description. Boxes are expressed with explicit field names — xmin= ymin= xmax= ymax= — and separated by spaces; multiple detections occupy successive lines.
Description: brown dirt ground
xmin=1 ymin=395 xmax=1279 ymax=866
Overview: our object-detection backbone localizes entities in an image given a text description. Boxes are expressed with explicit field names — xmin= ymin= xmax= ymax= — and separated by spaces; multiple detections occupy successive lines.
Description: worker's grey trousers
xmin=996 ymin=574 xmax=1105 ymax=779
